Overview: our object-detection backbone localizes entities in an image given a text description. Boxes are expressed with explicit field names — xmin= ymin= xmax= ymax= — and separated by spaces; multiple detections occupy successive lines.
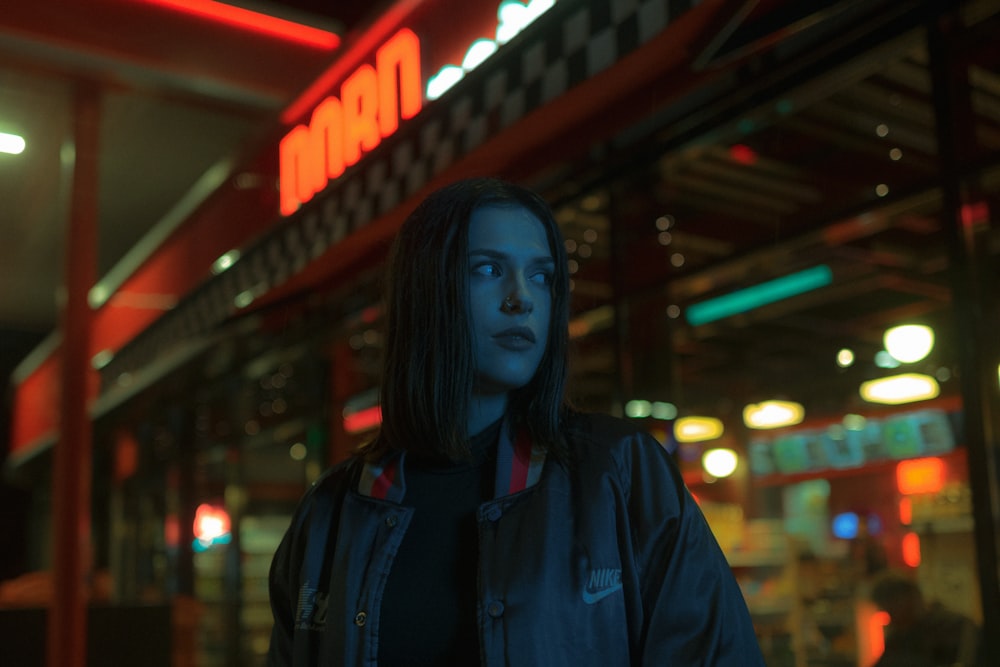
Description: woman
xmin=267 ymin=178 xmax=764 ymax=666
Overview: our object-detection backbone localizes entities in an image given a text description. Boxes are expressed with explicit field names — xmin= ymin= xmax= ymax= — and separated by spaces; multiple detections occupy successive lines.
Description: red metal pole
xmin=47 ymin=82 xmax=99 ymax=667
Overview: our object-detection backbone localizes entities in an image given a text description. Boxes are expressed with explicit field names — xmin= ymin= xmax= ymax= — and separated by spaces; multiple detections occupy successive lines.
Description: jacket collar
xmin=357 ymin=422 xmax=546 ymax=502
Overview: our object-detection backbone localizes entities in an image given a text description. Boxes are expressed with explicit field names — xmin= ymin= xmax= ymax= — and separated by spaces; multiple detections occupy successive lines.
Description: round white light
xmin=212 ymin=249 xmax=241 ymax=275
xmin=426 ymin=65 xmax=464 ymax=100
xmin=884 ymin=324 xmax=934 ymax=363
xmin=462 ymin=39 xmax=498 ymax=70
xmin=702 ymin=448 xmax=738 ymax=478
xmin=0 ymin=132 xmax=26 ymax=155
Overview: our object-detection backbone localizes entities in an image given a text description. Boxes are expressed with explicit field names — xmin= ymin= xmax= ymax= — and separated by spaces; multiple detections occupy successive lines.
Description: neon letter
xmin=311 ymin=96 xmax=346 ymax=180
xmin=278 ymin=28 xmax=424 ymax=215
xmin=341 ymin=64 xmax=381 ymax=166
xmin=376 ymin=28 xmax=422 ymax=136
xmin=279 ymin=125 xmax=314 ymax=216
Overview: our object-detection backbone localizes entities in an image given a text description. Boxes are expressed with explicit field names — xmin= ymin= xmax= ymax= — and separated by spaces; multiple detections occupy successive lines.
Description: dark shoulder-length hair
xmin=362 ymin=177 xmax=571 ymax=463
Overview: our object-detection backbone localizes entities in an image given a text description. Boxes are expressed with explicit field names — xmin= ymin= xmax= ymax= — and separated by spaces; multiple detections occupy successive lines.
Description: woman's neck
xmin=467 ymin=393 xmax=507 ymax=436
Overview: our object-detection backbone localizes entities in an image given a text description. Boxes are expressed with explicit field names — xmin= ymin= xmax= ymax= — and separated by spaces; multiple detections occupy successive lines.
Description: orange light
xmin=898 ymin=497 xmax=912 ymax=525
xmin=139 ymin=0 xmax=339 ymax=49
xmin=282 ymin=0 xmax=426 ymax=125
xmin=376 ymin=27 xmax=423 ymax=136
xmin=312 ymin=97 xmax=347 ymax=180
xmin=868 ymin=611 xmax=890 ymax=659
xmin=341 ymin=65 xmax=381 ymax=166
xmin=194 ymin=504 xmax=231 ymax=542
xmin=344 ymin=405 xmax=383 ymax=434
xmin=114 ymin=430 xmax=139 ymax=482
xmin=902 ymin=532 xmax=921 ymax=567
xmin=896 ymin=457 xmax=945 ymax=495
xmin=279 ymin=28 xmax=423 ymax=215
xmin=164 ymin=514 xmax=180 ymax=548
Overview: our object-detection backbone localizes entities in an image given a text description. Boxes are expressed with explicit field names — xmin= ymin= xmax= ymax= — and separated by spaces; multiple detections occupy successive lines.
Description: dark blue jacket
xmin=267 ymin=412 xmax=765 ymax=666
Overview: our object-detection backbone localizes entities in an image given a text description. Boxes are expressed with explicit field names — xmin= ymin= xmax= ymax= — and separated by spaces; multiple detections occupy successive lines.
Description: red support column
xmin=47 ymin=82 xmax=100 ymax=667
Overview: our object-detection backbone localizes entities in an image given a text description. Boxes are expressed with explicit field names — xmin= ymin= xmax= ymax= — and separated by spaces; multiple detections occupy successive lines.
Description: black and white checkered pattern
xmin=101 ymin=0 xmax=696 ymax=386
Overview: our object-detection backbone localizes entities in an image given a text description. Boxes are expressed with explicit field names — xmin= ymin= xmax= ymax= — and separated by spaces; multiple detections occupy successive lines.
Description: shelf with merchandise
xmin=720 ymin=519 xmax=806 ymax=667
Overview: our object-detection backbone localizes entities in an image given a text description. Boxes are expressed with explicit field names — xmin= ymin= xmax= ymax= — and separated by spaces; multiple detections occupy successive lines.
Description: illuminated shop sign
xmin=278 ymin=0 xmax=557 ymax=216
xmin=279 ymin=28 xmax=423 ymax=216
xmin=748 ymin=408 xmax=956 ymax=477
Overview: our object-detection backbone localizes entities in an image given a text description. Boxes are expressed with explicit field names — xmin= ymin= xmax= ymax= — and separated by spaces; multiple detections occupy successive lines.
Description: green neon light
xmin=686 ymin=265 xmax=833 ymax=326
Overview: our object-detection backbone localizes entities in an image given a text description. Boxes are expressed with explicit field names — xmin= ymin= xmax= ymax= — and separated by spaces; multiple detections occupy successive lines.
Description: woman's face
xmin=466 ymin=204 xmax=554 ymax=398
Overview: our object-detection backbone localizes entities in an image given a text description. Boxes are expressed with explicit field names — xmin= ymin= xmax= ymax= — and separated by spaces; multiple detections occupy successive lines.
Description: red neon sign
xmin=139 ymin=0 xmax=340 ymax=49
xmin=279 ymin=28 xmax=422 ymax=216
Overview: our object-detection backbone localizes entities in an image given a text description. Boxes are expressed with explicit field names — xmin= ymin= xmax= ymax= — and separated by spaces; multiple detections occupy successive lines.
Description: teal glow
xmin=686 ymin=265 xmax=833 ymax=326
xmin=192 ymin=533 xmax=231 ymax=552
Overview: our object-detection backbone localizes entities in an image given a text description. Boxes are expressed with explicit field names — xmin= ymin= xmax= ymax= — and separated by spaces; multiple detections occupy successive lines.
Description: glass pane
xmin=557 ymin=16 xmax=994 ymax=665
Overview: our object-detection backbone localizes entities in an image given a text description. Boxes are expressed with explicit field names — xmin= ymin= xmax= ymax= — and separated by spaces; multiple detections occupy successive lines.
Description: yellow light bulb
xmin=884 ymin=324 xmax=934 ymax=363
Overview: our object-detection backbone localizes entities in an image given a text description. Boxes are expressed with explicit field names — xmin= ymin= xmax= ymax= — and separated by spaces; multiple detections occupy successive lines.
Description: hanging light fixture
xmin=743 ymin=400 xmax=805 ymax=429
xmin=860 ymin=373 xmax=939 ymax=405
xmin=883 ymin=324 xmax=934 ymax=363
xmin=702 ymin=448 xmax=738 ymax=478
xmin=625 ymin=400 xmax=652 ymax=418
xmin=0 ymin=132 xmax=26 ymax=155
xmin=675 ymin=417 xmax=724 ymax=443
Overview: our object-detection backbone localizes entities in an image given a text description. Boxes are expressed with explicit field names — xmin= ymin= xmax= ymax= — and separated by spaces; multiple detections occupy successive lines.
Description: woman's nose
xmin=501 ymin=295 xmax=533 ymax=313
xmin=501 ymin=277 xmax=534 ymax=314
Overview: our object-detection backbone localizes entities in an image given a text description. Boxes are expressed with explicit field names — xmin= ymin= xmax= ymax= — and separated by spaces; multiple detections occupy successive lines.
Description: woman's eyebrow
xmin=469 ymin=249 xmax=554 ymax=265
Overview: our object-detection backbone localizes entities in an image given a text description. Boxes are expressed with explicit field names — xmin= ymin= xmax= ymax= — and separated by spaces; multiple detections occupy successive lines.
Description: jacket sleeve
xmin=267 ymin=506 xmax=305 ymax=667
xmin=621 ymin=431 xmax=765 ymax=666
xmin=266 ymin=462 xmax=354 ymax=667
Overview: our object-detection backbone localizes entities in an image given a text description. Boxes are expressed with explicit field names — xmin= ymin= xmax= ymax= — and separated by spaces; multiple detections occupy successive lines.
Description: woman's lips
xmin=493 ymin=326 xmax=536 ymax=350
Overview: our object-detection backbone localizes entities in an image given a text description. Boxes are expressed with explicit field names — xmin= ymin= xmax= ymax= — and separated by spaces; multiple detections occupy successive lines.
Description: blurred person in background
xmin=870 ymin=571 xmax=981 ymax=667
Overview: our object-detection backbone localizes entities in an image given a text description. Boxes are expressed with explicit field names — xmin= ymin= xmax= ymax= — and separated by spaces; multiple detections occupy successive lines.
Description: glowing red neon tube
xmin=139 ymin=0 xmax=340 ymax=49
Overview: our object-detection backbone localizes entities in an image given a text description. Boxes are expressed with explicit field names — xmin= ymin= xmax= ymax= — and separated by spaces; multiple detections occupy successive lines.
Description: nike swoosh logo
xmin=582 ymin=583 xmax=623 ymax=604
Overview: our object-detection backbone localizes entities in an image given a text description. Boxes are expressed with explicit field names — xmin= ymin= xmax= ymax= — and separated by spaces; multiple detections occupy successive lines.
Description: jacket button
xmin=485 ymin=506 xmax=502 ymax=522
xmin=385 ymin=514 xmax=398 ymax=528
xmin=487 ymin=601 xmax=504 ymax=618
xmin=354 ymin=611 xmax=367 ymax=627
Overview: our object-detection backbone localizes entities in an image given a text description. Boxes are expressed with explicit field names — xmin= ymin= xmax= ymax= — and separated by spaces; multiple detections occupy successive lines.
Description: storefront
xmin=6 ymin=0 xmax=999 ymax=665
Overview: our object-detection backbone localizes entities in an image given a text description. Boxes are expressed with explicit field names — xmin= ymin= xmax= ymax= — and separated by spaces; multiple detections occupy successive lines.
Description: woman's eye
xmin=473 ymin=262 xmax=501 ymax=277
xmin=531 ymin=271 xmax=553 ymax=285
